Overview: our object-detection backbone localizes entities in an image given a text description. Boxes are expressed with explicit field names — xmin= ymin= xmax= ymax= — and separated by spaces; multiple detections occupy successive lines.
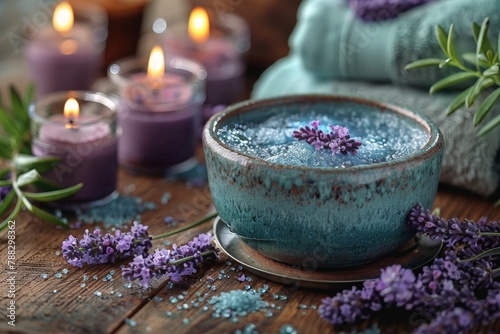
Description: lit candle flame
xmin=188 ymin=7 xmax=209 ymax=43
xmin=53 ymin=2 xmax=74 ymax=34
xmin=147 ymin=45 xmax=165 ymax=87
xmin=64 ymin=98 xmax=79 ymax=129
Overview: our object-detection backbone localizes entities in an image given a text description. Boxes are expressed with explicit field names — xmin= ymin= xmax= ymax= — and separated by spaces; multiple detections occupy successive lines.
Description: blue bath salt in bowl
xmin=203 ymin=95 xmax=444 ymax=269
xmin=216 ymin=103 xmax=430 ymax=168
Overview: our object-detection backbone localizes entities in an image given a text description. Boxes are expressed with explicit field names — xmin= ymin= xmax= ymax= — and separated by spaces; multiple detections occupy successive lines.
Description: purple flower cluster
xmin=62 ymin=221 xmax=152 ymax=268
xmin=122 ymin=233 xmax=218 ymax=288
xmin=347 ymin=0 xmax=434 ymax=22
xmin=318 ymin=205 xmax=500 ymax=333
xmin=292 ymin=120 xmax=361 ymax=155
xmin=0 ymin=186 xmax=10 ymax=201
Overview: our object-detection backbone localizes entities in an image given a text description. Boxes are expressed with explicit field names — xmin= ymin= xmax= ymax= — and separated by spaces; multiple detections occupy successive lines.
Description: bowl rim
xmin=203 ymin=94 xmax=444 ymax=172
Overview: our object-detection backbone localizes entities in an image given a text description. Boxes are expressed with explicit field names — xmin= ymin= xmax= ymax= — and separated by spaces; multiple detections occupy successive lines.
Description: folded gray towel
xmin=252 ymin=56 xmax=500 ymax=196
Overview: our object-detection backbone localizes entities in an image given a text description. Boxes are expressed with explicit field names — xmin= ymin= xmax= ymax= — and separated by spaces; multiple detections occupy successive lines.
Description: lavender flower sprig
xmin=122 ymin=233 xmax=218 ymax=288
xmin=347 ymin=0 xmax=434 ymax=22
xmin=318 ymin=205 xmax=500 ymax=333
xmin=292 ymin=120 xmax=362 ymax=155
xmin=62 ymin=222 xmax=153 ymax=268
xmin=61 ymin=212 xmax=218 ymax=268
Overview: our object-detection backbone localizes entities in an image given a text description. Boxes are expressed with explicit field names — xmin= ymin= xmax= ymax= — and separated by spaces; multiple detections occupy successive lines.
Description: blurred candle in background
xmin=24 ymin=1 xmax=107 ymax=96
xmin=162 ymin=6 xmax=250 ymax=112
xmin=108 ymin=45 xmax=206 ymax=175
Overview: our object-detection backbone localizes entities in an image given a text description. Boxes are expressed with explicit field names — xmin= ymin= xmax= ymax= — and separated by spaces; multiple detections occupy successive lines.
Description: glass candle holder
xmin=24 ymin=2 xmax=108 ymax=97
xmin=108 ymin=56 xmax=206 ymax=175
xmin=30 ymin=91 xmax=119 ymax=209
xmin=160 ymin=9 xmax=250 ymax=108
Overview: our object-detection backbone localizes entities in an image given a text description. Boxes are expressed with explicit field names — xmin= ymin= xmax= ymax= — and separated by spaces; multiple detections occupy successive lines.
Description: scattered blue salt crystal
xmin=165 ymin=311 xmax=173 ymax=317
xmin=182 ymin=303 xmax=189 ymax=310
xmin=279 ymin=325 xmax=298 ymax=334
xmin=55 ymin=251 xmax=61 ymax=256
xmin=54 ymin=273 xmax=62 ymax=279
xmin=76 ymin=195 xmax=156 ymax=229
xmin=163 ymin=240 xmax=171 ymax=246
xmin=154 ymin=296 xmax=163 ymax=302
xmin=208 ymin=290 xmax=268 ymax=319
xmin=62 ymin=268 xmax=69 ymax=275
xmin=311 ymin=305 xmax=317 ymax=310
xmin=279 ymin=295 xmax=288 ymax=301
xmin=40 ymin=273 xmax=48 ymax=279
xmin=237 ymin=265 xmax=243 ymax=271
xmin=245 ymin=276 xmax=252 ymax=282
xmin=115 ymin=293 xmax=123 ymax=298
xmin=94 ymin=291 xmax=102 ymax=297
xmin=55 ymin=209 xmax=62 ymax=217
xmin=110 ymin=270 xmax=116 ymax=275
xmin=202 ymin=306 xmax=209 ymax=311
xmin=182 ymin=291 xmax=188 ymax=295
xmin=169 ymin=296 xmax=178 ymax=304
xmin=53 ymin=289 xmax=58 ymax=294
xmin=226 ymin=261 xmax=232 ymax=266
xmin=273 ymin=294 xmax=279 ymax=299
xmin=124 ymin=184 xmax=136 ymax=193
xmin=124 ymin=282 xmax=132 ymax=289
xmin=178 ymin=295 xmax=185 ymax=300
xmin=299 ymin=304 xmax=308 ymax=309
xmin=80 ymin=283 xmax=86 ymax=288
xmin=93 ymin=275 xmax=98 ymax=280
xmin=161 ymin=192 xmax=171 ymax=204
xmin=103 ymin=278 xmax=108 ymax=282
xmin=83 ymin=275 xmax=89 ymax=281
xmin=211 ymin=286 xmax=217 ymax=291
xmin=266 ymin=310 xmax=273 ymax=317
xmin=182 ymin=318 xmax=190 ymax=325
xmin=245 ymin=285 xmax=251 ymax=291
xmin=235 ymin=323 xmax=258 ymax=334
xmin=124 ymin=318 xmax=137 ymax=327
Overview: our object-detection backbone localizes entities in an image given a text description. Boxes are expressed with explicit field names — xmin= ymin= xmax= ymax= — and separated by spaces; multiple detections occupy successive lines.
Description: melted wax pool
xmin=216 ymin=104 xmax=429 ymax=168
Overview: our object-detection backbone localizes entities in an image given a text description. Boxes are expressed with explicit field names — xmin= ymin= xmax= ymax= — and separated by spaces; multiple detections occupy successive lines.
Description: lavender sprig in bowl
xmin=203 ymin=95 xmax=444 ymax=268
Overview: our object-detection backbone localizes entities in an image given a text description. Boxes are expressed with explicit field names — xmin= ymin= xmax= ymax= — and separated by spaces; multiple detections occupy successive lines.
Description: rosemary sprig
xmin=0 ymin=85 xmax=83 ymax=232
xmin=405 ymin=18 xmax=500 ymax=136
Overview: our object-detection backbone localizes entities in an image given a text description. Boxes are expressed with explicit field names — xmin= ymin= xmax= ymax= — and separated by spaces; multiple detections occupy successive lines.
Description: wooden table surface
xmin=0 ymin=145 xmax=499 ymax=334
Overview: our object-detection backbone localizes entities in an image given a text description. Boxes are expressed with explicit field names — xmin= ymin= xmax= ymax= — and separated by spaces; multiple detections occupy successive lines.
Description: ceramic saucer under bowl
xmin=213 ymin=216 xmax=442 ymax=289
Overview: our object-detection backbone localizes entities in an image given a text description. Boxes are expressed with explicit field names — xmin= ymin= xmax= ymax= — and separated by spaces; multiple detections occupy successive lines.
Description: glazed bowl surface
xmin=203 ymin=95 xmax=444 ymax=268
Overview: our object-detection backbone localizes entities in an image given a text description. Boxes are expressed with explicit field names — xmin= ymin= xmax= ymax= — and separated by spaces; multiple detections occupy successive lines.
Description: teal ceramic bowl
xmin=203 ymin=95 xmax=444 ymax=269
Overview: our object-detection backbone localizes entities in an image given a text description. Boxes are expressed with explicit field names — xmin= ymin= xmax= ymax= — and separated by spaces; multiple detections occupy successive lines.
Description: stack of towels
xmin=252 ymin=0 xmax=500 ymax=197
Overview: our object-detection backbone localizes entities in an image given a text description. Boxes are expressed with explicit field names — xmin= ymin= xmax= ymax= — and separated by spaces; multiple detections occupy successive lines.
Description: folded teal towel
xmin=252 ymin=56 xmax=500 ymax=196
xmin=290 ymin=0 xmax=500 ymax=87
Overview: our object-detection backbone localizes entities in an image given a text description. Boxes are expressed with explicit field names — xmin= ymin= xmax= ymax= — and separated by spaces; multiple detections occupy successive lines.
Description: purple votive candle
xmin=24 ymin=2 xmax=107 ymax=97
xmin=29 ymin=91 xmax=119 ymax=208
xmin=162 ymin=7 xmax=250 ymax=108
xmin=108 ymin=47 xmax=206 ymax=175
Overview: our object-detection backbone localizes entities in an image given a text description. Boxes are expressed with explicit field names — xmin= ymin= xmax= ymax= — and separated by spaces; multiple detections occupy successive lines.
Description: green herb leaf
xmin=0 ymin=190 xmax=15 ymax=215
xmin=435 ymin=25 xmax=449 ymax=56
xmin=29 ymin=204 xmax=69 ymax=228
xmin=23 ymin=183 xmax=82 ymax=202
xmin=0 ymin=107 xmax=22 ymax=138
xmin=33 ymin=177 xmax=64 ymax=191
xmin=0 ymin=143 xmax=12 ymax=160
xmin=476 ymin=18 xmax=491 ymax=66
xmin=462 ymin=53 xmax=490 ymax=68
xmin=429 ymin=72 xmax=477 ymax=95
xmin=474 ymin=87 xmax=500 ymax=125
xmin=477 ymin=113 xmax=500 ymax=136
xmin=16 ymin=169 xmax=41 ymax=188
xmin=405 ymin=58 xmax=444 ymax=70
xmin=14 ymin=155 xmax=59 ymax=174
xmin=447 ymin=24 xmax=457 ymax=60
xmin=439 ymin=58 xmax=452 ymax=68
xmin=446 ymin=87 xmax=473 ymax=116
xmin=9 ymin=85 xmax=29 ymax=126
xmin=483 ymin=65 xmax=499 ymax=76
xmin=0 ymin=198 xmax=22 ymax=232
xmin=465 ymin=77 xmax=495 ymax=107
xmin=0 ymin=179 xmax=12 ymax=187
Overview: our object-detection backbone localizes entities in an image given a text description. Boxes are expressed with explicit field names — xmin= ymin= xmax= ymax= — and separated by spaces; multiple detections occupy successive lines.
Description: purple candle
xmin=108 ymin=46 xmax=206 ymax=175
xmin=30 ymin=91 xmax=119 ymax=208
xmin=24 ymin=2 xmax=106 ymax=97
xmin=163 ymin=7 xmax=249 ymax=107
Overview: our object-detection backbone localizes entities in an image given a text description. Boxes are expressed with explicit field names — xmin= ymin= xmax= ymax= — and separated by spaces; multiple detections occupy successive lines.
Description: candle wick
xmin=65 ymin=118 xmax=79 ymax=129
